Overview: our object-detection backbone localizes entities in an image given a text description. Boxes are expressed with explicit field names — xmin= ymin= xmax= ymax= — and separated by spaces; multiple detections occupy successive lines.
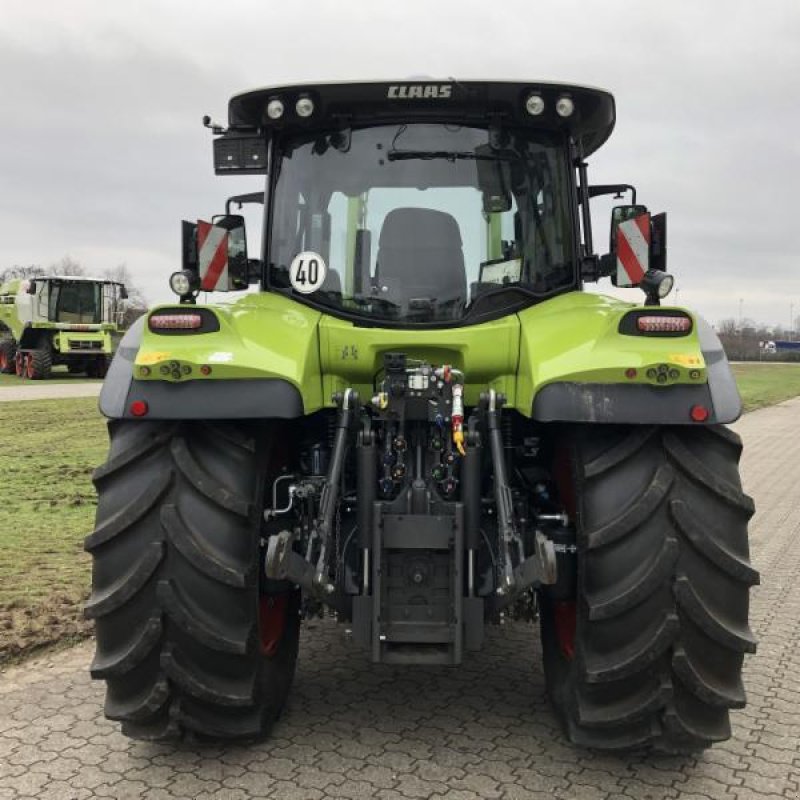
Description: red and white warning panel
xmin=197 ymin=220 xmax=229 ymax=291
xmin=616 ymin=213 xmax=651 ymax=287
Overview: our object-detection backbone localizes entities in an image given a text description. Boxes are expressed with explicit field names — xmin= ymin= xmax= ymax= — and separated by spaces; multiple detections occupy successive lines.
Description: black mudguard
xmin=99 ymin=317 xmax=304 ymax=420
xmin=532 ymin=318 xmax=742 ymax=425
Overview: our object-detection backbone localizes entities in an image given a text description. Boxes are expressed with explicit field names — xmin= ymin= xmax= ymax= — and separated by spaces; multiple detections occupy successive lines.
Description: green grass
xmin=0 ymin=397 xmax=107 ymax=663
xmin=732 ymin=363 xmax=800 ymax=412
xmin=0 ymin=366 xmax=101 ymax=386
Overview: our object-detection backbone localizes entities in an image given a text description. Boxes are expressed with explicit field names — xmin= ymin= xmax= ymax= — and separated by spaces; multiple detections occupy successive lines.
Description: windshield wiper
xmin=387 ymin=150 xmax=517 ymax=162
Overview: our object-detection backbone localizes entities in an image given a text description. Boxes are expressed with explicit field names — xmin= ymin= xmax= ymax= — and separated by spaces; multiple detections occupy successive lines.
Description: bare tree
xmin=49 ymin=255 xmax=86 ymax=276
xmin=103 ymin=263 xmax=148 ymax=328
xmin=0 ymin=264 xmax=45 ymax=283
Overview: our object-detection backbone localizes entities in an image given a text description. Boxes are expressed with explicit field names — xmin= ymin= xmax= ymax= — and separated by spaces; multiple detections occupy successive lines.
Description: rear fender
xmin=520 ymin=293 xmax=741 ymax=425
xmin=99 ymin=295 xmax=322 ymax=419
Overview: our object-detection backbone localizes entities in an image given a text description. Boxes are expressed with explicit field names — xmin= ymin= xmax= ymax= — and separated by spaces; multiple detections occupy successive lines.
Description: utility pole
xmin=791 ymin=303 xmax=795 ymax=341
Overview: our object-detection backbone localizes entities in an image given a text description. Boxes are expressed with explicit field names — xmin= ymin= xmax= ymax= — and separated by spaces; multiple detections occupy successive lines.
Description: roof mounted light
xmin=266 ymin=98 xmax=284 ymax=119
xmin=295 ymin=96 xmax=314 ymax=118
xmin=169 ymin=270 xmax=198 ymax=297
xmin=525 ymin=93 xmax=545 ymax=116
xmin=555 ymin=95 xmax=575 ymax=117
xmin=640 ymin=269 xmax=675 ymax=303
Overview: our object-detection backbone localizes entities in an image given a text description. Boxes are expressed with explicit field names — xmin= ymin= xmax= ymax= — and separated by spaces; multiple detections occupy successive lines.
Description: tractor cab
xmin=174 ymin=81 xmax=670 ymax=322
xmin=22 ymin=276 xmax=127 ymax=327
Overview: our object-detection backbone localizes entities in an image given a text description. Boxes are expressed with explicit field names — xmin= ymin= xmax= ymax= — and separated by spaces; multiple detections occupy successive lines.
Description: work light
xmin=266 ymin=98 xmax=284 ymax=119
xmin=525 ymin=93 xmax=545 ymax=115
xmin=640 ymin=269 xmax=674 ymax=304
xmin=296 ymin=97 xmax=314 ymax=118
xmin=169 ymin=270 xmax=197 ymax=297
xmin=556 ymin=96 xmax=575 ymax=117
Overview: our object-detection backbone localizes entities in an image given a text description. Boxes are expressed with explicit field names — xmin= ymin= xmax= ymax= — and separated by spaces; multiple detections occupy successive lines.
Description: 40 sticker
xmin=289 ymin=252 xmax=327 ymax=294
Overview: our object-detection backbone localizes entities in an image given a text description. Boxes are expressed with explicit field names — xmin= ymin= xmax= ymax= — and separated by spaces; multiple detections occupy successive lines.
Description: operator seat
xmin=375 ymin=208 xmax=466 ymax=313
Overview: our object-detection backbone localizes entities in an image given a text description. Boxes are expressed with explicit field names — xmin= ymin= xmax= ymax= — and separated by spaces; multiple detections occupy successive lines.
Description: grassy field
xmin=732 ymin=362 xmax=800 ymax=412
xmin=0 ymin=366 xmax=100 ymax=386
xmin=0 ymin=362 xmax=799 ymax=665
xmin=0 ymin=398 xmax=106 ymax=663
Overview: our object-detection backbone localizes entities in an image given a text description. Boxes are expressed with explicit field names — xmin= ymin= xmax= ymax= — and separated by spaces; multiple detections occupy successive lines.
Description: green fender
xmin=100 ymin=290 xmax=740 ymax=425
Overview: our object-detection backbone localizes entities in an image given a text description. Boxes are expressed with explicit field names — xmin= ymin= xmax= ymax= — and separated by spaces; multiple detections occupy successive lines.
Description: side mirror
xmin=26 ymin=281 xmax=36 ymax=295
xmin=612 ymin=208 xmax=673 ymax=305
xmin=612 ymin=207 xmax=651 ymax=288
xmin=119 ymin=286 xmax=129 ymax=300
xmin=211 ymin=214 xmax=250 ymax=291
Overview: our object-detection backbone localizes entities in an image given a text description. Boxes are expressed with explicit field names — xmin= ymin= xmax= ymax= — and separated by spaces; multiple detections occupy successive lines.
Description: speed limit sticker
xmin=289 ymin=252 xmax=327 ymax=294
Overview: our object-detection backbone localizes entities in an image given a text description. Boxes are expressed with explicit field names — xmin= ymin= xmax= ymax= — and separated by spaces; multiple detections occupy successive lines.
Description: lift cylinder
xmin=357 ymin=438 xmax=377 ymax=548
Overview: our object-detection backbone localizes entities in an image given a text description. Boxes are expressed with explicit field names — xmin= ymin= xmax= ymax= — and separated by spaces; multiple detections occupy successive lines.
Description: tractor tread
xmin=674 ymin=576 xmax=757 ymax=653
xmin=586 ymin=536 xmax=679 ymax=620
xmin=583 ymin=426 xmax=656 ymax=479
xmin=583 ymin=612 xmax=679 ymax=683
xmin=85 ymin=469 xmax=173 ymax=551
xmin=585 ymin=463 xmax=674 ymax=549
xmin=104 ymin=676 xmax=170 ymax=722
xmin=672 ymin=646 xmax=746 ymax=708
xmin=93 ymin=425 xmax=176 ymax=484
xmin=157 ymin=579 xmax=252 ymax=654
xmin=161 ymin=504 xmax=250 ymax=587
xmin=161 ymin=644 xmax=255 ymax=707
xmin=171 ymin=437 xmax=251 ymax=517
xmin=542 ymin=425 xmax=755 ymax=753
xmin=89 ymin=616 xmax=162 ymax=679
xmin=88 ymin=420 xmax=300 ymax=741
xmin=84 ymin=542 xmax=164 ymax=619
xmin=670 ymin=500 xmax=759 ymax=585
xmin=577 ymin=676 xmax=671 ymax=728
xmin=664 ymin=432 xmax=755 ymax=514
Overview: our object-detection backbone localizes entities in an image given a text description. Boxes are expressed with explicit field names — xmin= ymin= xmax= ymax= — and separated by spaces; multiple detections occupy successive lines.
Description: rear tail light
xmin=637 ymin=315 xmax=692 ymax=334
xmin=149 ymin=313 xmax=202 ymax=330
xmin=129 ymin=400 xmax=149 ymax=417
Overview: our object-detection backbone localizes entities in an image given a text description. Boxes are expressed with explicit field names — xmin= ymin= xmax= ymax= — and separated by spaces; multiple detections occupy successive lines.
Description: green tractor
xmin=0 ymin=275 xmax=127 ymax=378
xmin=86 ymin=81 xmax=757 ymax=751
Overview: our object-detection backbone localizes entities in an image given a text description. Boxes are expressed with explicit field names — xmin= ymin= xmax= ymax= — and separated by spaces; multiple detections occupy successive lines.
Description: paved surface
xmin=0 ymin=383 xmax=102 ymax=402
xmin=2 ymin=398 xmax=800 ymax=800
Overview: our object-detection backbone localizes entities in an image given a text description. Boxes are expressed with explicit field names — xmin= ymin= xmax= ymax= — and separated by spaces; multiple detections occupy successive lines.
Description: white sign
xmin=289 ymin=252 xmax=327 ymax=294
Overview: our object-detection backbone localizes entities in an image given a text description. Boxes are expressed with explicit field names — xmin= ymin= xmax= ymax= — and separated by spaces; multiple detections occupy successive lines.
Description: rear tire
xmin=0 ymin=340 xmax=16 ymax=374
xmin=26 ymin=346 xmax=52 ymax=380
xmin=540 ymin=425 xmax=758 ymax=752
xmin=85 ymin=420 xmax=300 ymax=741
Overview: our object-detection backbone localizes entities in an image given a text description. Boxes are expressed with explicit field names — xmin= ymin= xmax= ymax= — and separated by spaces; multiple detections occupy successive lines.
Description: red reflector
xmin=200 ymin=365 xmax=212 ymax=376
xmin=149 ymin=313 xmax=202 ymax=330
xmin=625 ymin=368 xmax=637 ymax=379
xmin=130 ymin=400 xmax=149 ymax=417
xmin=637 ymin=315 xmax=692 ymax=333
xmin=690 ymin=404 xmax=709 ymax=422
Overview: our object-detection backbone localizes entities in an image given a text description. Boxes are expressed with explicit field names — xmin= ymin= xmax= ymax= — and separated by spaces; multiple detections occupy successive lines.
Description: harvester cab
xmin=0 ymin=276 xmax=127 ymax=378
xmin=89 ymin=81 xmax=756 ymax=752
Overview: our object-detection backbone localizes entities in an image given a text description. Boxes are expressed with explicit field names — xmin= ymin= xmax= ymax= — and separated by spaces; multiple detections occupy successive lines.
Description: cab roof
xmin=227 ymin=80 xmax=616 ymax=156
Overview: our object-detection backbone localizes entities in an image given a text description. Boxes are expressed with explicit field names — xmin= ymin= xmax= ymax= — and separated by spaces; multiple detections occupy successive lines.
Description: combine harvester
xmin=0 ymin=276 xmax=127 ymax=378
xmin=85 ymin=80 xmax=758 ymax=752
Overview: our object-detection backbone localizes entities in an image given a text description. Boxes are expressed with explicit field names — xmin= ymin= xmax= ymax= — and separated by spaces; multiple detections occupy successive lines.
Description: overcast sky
xmin=1 ymin=0 xmax=797 ymax=327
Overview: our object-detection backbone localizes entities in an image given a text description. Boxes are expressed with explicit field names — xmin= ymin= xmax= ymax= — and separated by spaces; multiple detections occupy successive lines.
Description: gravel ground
xmin=0 ymin=383 xmax=102 ymax=402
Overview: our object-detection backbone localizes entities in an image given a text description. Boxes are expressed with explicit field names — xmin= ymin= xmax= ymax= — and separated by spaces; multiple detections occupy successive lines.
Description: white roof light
xmin=266 ymin=98 xmax=284 ymax=119
xmin=296 ymin=97 xmax=314 ymax=118
xmin=525 ymin=93 xmax=545 ymax=116
xmin=555 ymin=96 xmax=575 ymax=117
